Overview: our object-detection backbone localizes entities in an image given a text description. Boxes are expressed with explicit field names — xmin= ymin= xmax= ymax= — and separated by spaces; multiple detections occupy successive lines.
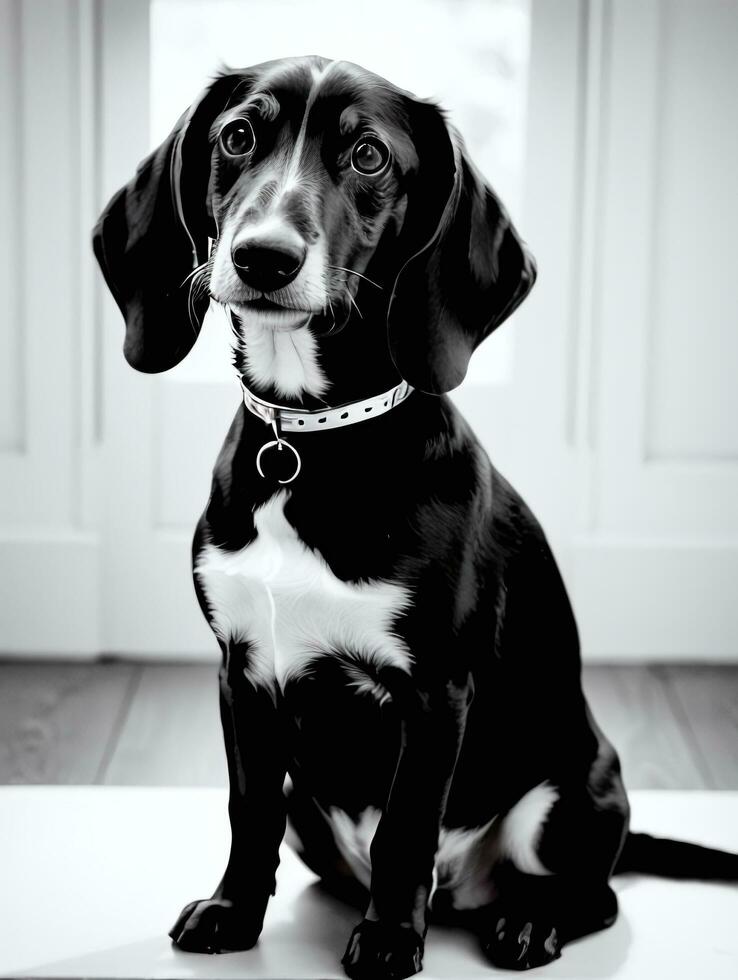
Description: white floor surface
xmin=1 ymin=787 xmax=736 ymax=979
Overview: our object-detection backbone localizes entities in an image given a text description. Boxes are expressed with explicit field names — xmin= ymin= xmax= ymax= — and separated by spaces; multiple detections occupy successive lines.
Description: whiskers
xmin=328 ymin=265 xmax=383 ymax=291
xmin=325 ymin=294 xmax=338 ymax=334
xmin=325 ymin=266 xmax=377 ymax=325
xmin=344 ymin=287 xmax=363 ymax=320
xmin=182 ymin=256 xmax=214 ymax=334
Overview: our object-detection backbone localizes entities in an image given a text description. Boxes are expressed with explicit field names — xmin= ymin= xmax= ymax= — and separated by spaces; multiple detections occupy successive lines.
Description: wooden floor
xmin=0 ymin=662 xmax=736 ymax=789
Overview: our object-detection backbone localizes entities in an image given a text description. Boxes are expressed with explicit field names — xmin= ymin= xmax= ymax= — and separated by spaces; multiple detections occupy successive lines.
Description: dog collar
xmin=239 ymin=377 xmax=414 ymax=484
xmin=239 ymin=377 xmax=413 ymax=433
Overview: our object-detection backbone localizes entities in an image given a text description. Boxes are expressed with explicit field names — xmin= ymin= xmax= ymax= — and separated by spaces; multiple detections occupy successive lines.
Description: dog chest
xmin=195 ymin=491 xmax=413 ymax=689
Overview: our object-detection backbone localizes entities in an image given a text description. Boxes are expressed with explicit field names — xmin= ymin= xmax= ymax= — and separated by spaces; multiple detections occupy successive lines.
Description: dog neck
xmin=230 ymin=309 xmax=402 ymax=410
xmin=236 ymin=321 xmax=331 ymax=403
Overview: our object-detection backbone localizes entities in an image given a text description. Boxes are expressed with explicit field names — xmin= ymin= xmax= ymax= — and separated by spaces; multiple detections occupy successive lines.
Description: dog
xmin=93 ymin=56 xmax=738 ymax=978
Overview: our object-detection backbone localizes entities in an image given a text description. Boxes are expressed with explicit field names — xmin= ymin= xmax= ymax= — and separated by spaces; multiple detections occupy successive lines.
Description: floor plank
xmin=2 ymin=661 xmax=734 ymax=791
xmin=103 ymin=663 xmax=226 ymax=786
xmin=0 ymin=662 xmax=137 ymax=784
xmin=581 ymin=665 xmax=710 ymax=789
xmin=658 ymin=665 xmax=738 ymax=789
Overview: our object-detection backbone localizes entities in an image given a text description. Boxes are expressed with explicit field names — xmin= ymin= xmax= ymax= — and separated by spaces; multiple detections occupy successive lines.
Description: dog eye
xmin=219 ymin=118 xmax=256 ymax=157
xmin=350 ymin=135 xmax=391 ymax=176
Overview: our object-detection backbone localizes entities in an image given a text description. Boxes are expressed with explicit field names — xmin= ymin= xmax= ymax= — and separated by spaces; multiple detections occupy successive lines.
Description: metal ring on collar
xmin=255 ymin=438 xmax=302 ymax=484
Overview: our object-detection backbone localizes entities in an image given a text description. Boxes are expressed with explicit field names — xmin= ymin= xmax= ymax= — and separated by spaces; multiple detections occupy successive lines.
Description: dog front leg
xmin=170 ymin=643 xmax=286 ymax=953
xmin=342 ymin=671 xmax=471 ymax=980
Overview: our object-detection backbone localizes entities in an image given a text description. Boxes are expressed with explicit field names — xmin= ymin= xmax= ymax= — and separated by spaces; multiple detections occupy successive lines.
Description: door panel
xmin=0 ymin=0 xmax=100 ymax=655
xmin=571 ymin=0 xmax=738 ymax=658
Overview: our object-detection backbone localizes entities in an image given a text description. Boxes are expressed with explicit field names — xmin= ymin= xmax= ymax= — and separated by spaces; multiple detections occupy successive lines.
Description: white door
xmin=569 ymin=0 xmax=738 ymax=659
xmin=0 ymin=0 xmax=100 ymax=655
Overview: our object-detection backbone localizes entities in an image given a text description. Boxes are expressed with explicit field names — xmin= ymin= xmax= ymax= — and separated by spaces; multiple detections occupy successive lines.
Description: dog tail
xmin=613 ymin=831 xmax=738 ymax=880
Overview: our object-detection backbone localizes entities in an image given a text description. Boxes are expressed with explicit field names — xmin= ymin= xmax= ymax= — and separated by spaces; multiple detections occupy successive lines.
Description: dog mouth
xmin=216 ymin=292 xmax=351 ymax=336
xmin=240 ymin=297 xmax=305 ymax=314
xmin=227 ymin=297 xmax=316 ymax=332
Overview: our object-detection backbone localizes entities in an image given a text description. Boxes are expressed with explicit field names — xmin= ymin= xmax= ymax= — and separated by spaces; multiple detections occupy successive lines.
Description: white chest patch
xmin=236 ymin=320 xmax=329 ymax=400
xmin=195 ymin=491 xmax=412 ymax=690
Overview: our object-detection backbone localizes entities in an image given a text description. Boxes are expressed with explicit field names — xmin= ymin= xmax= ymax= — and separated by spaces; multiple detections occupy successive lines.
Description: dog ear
xmin=92 ymin=71 xmax=248 ymax=373
xmin=387 ymin=100 xmax=537 ymax=394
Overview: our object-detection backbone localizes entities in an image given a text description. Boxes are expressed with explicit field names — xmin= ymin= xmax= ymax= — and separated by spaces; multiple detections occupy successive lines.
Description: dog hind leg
xmin=474 ymin=784 xmax=627 ymax=970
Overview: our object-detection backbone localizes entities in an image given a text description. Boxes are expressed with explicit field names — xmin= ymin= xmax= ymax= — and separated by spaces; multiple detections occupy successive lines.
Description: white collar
xmin=239 ymin=376 xmax=414 ymax=433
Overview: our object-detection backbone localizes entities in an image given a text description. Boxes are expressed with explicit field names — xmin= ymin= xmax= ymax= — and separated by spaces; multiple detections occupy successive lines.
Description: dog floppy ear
xmin=92 ymin=71 xmax=247 ymax=373
xmin=387 ymin=100 xmax=537 ymax=394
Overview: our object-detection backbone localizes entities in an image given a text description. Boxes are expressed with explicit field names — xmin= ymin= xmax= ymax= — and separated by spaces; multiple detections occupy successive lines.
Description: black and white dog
xmin=94 ymin=57 xmax=737 ymax=978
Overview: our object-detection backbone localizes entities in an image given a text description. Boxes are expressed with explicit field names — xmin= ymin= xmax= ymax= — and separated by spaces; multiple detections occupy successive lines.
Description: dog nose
xmin=231 ymin=240 xmax=306 ymax=293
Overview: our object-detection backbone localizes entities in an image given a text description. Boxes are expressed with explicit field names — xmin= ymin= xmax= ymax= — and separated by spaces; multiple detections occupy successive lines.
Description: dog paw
xmin=479 ymin=912 xmax=561 ymax=971
xmin=169 ymin=896 xmax=263 ymax=953
xmin=342 ymin=919 xmax=424 ymax=980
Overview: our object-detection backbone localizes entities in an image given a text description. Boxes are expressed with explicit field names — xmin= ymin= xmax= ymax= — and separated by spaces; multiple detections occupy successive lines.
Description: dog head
xmin=94 ymin=56 xmax=536 ymax=395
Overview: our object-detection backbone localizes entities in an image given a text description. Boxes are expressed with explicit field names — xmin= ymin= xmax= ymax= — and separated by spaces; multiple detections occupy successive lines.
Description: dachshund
xmin=93 ymin=56 xmax=738 ymax=978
